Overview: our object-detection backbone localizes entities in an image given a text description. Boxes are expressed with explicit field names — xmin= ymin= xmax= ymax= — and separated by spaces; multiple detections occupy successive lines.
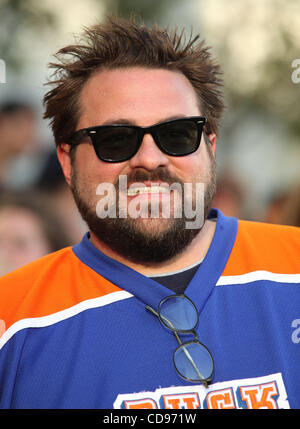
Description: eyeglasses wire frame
xmin=145 ymin=294 xmax=214 ymax=388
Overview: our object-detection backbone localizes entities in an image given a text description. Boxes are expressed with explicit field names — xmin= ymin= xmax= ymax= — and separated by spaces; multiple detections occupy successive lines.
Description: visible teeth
xmin=127 ymin=186 xmax=169 ymax=196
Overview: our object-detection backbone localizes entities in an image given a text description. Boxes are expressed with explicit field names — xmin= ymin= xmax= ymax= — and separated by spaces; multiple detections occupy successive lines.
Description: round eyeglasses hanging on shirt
xmin=146 ymin=294 xmax=214 ymax=387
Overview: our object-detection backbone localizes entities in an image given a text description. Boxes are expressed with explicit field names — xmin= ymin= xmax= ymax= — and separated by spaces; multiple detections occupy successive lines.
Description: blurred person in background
xmin=264 ymin=190 xmax=290 ymax=225
xmin=34 ymin=149 xmax=87 ymax=244
xmin=212 ymin=171 xmax=245 ymax=219
xmin=0 ymin=101 xmax=41 ymax=191
xmin=266 ymin=183 xmax=300 ymax=228
xmin=0 ymin=191 xmax=71 ymax=276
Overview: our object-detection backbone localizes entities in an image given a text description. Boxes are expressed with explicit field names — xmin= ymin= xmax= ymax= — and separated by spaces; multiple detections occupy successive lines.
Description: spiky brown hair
xmin=43 ymin=15 xmax=225 ymax=145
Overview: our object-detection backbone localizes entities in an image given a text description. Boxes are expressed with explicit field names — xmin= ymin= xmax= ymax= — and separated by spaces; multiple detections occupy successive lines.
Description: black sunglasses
xmin=67 ymin=116 xmax=207 ymax=163
xmin=146 ymin=294 xmax=214 ymax=387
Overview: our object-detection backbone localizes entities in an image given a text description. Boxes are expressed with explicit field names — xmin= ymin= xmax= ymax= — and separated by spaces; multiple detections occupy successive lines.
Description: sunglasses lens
xmin=158 ymin=295 xmax=198 ymax=332
xmin=93 ymin=127 xmax=139 ymax=162
xmin=174 ymin=341 xmax=213 ymax=383
xmin=88 ymin=119 xmax=202 ymax=162
xmin=157 ymin=120 xmax=199 ymax=156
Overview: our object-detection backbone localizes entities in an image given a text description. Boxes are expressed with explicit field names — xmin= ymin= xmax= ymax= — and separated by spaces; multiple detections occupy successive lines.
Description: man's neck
xmin=89 ymin=219 xmax=216 ymax=276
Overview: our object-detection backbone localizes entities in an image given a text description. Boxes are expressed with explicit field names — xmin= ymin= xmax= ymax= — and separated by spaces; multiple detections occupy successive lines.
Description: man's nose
xmin=128 ymin=133 xmax=169 ymax=171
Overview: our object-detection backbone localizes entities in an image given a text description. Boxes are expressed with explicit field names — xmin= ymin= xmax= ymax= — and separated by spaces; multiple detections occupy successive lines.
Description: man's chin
xmin=123 ymin=216 xmax=178 ymax=238
xmin=88 ymin=215 xmax=200 ymax=265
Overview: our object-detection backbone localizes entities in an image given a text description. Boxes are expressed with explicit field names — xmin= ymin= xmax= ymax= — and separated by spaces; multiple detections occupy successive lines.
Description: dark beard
xmin=70 ymin=158 xmax=216 ymax=265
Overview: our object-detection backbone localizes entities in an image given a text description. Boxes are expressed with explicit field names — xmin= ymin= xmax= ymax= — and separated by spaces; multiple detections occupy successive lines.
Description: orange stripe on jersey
xmin=222 ymin=220 xmax=300 ymax=276
xmin=0 ymin=247 xmax=122 ymax=333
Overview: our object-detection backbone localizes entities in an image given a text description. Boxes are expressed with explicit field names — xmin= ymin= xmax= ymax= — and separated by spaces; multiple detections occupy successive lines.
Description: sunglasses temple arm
xmin=174 ymin=331 xmax=208 ymax=389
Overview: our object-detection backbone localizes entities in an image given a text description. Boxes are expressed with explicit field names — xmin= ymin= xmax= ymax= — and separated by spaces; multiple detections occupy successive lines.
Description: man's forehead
xmin=99 ymin=114 xmax=191 ymax=127
xmin=81 ymin=66 xmax=197 ymax=96
xmin=78 ymin=67 xmax=201 ymax=128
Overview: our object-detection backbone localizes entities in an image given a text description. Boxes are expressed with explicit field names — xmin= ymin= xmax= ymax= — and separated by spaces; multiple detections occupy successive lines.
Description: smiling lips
xmin=127 ymin=184 xmax=171 ymax=196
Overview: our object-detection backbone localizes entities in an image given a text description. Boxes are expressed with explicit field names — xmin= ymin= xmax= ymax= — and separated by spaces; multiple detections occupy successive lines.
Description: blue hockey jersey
xmin=0 ymin=209 xmax=299 ymax=409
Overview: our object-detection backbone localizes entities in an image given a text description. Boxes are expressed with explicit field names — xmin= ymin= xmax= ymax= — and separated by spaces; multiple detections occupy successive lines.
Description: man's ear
xmin=208 ymin=133 xmax=216 ymax=154
xmin=57 ymin=144 xmax=72 ymax=186
xmin=204 ymin=133 xmax=217 ymax=155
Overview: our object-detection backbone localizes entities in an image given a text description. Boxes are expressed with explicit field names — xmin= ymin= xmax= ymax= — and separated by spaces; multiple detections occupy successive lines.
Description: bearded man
xmin=0 ymin=17 xmax=299 ymax=410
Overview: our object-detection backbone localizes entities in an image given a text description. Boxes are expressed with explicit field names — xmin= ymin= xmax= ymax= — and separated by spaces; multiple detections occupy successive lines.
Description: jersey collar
xmin=72 ymin=209 xmax=238 ymax=312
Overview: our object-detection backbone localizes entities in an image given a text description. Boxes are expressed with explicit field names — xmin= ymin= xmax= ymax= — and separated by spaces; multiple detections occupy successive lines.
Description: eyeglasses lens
xmin=174 ymin=341 xmax=214 ymax=382
xmin=159 ymin=295 xmax=198 ymax=331
xmin=156 ymin=295 xmax=213 ymax=384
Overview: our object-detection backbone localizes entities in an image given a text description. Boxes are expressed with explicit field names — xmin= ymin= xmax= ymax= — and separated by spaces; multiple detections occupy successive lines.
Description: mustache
xmin=115 ymin=168 xmax=184 ymax=189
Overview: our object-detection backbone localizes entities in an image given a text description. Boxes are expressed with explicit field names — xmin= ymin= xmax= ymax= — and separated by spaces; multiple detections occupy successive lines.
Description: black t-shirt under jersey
xmin=149 ymin=262 xmax=201 ymax=294
xmin=149 ymin=218 xmax=216 ymax=293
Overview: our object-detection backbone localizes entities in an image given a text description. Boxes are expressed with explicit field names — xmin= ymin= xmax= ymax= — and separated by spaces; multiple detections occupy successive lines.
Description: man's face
xmin=58 ymin=67 xmax=216 ymax=264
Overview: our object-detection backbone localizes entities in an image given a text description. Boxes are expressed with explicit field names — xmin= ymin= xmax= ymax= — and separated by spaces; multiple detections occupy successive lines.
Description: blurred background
xmin=0 ymin=0 xmax=299 ymax=275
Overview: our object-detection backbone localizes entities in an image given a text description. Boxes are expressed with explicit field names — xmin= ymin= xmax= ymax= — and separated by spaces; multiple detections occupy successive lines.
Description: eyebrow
xmin=100 ymin=115 xmax=188 ymax=127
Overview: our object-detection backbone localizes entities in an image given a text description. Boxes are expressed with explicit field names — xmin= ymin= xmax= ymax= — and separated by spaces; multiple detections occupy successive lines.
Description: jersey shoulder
xmin=222 ymin=220 xmax=300 ymax=276
xmin=0 ymin=246 xmax=122 ymax=335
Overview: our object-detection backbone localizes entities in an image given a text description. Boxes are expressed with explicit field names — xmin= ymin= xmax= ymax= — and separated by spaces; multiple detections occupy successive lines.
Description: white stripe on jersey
xmin=0 ymin=290 xmax=133 ymax=350
xmin=216 ymin=271 xmax=300 ymax=286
